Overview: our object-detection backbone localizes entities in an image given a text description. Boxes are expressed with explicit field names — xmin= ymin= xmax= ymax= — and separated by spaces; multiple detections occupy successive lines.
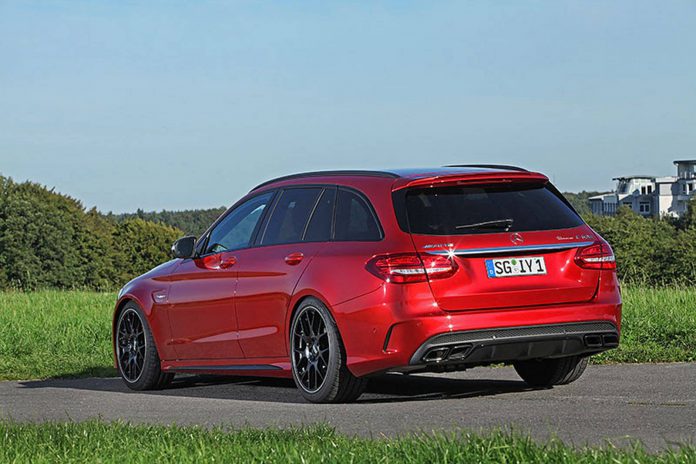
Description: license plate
xmin=485 ymin=256 xmax=547 ymax=278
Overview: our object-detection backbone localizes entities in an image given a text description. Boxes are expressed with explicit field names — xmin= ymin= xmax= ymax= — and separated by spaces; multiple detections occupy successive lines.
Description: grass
xmin=0 ymin=287 xmax=695 ymax=381
xmin=0 ymin=291 xmax=116 ymax=380
xmin=0 ymin=421 xmax=694 ymax=463
xmin=596 ymin=286 xmax=696 ymax=364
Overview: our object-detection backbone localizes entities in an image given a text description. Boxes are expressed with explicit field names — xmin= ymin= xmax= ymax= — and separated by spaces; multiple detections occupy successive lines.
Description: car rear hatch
xmin=393 ymin=171 xmax=602 ymax=311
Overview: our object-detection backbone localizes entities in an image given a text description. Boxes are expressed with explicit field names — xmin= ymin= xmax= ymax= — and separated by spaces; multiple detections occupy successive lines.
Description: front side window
xmin=204 ymin=192 xmax=273 ymax=254
xmin=334 ymin=189 xmax=382 ymax=241
xmin=261 ymin=188 xmax=322 ymax=245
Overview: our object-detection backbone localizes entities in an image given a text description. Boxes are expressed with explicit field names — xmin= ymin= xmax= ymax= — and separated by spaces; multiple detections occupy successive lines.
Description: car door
xmin=165 ymin=191 xmax=275 ymax=360
xmin=233 ymin=186 xmax=335 ymax=358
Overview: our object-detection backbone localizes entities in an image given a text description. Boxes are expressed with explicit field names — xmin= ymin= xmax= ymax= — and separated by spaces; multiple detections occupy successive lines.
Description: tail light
xmin=575 ymin=242 xmax=616 ymax=270
xmin=366 ymin=253 xmax=458 ymax=283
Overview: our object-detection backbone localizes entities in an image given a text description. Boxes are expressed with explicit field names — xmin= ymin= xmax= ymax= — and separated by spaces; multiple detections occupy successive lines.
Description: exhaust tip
xmin=422 ymin=347 xmax=449 ymax=363
xmin=584 ymin=334 xmax=603 ymax=348
xmin=602 ymin=334 xmax=619 ymax=347
xmin=447 ymin=344 xmax=473 ymax=361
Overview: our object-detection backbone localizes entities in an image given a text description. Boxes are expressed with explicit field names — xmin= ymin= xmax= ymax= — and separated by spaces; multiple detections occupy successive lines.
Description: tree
xmin=0 ymin=176 xmax=92 ymax=289
xmin=111 ymin=218 xmax=181 ymax=286
xmin=115 ymin=207 xmax=226 ymax=236
xmin=562 ymin=191 xmax=608 ymax=217
xmin=0 ymin=175 xmax=183 ymax=290
xmin=586 ymin=208 xmax=681 ymax=285
xmin=680 ymin=196 xmax=696 ymax=229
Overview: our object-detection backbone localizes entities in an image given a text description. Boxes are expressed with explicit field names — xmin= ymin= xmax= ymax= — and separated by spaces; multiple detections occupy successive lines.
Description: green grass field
xmin=0 ymin=287 xmax=694 ymax=381
xmin=597 ymin=286 xmax=696 ymax=363
xmin=0 ymin=291 xmax=116 ymax=380
xmin=0 ymin=421 xmax=693 ymax=463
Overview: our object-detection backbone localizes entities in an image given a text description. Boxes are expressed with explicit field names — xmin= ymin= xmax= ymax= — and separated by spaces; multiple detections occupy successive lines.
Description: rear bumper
xmin=407 ymin=321 xmax=618 ymax=370
xmin=341 ymin=296 xmax=622 ymax=377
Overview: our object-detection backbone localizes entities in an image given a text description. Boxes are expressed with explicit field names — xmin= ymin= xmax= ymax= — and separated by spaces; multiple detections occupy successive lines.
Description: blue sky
xmin=1 ymin=1 xmax=695 ymax=213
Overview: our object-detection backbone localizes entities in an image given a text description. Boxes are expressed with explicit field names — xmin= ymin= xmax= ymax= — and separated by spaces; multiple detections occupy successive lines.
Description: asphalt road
xmin=1 ymin=363 xmax=694 ymax=450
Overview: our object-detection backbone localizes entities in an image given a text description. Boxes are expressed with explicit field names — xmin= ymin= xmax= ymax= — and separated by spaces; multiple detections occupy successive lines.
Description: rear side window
xmin=304 ymin=188 xmax=336 ymax=242
xmin=261 ymin=188 xmax=322 ymax=245
xmin=405 ymin=183 xmax=583 ymax=235
xmin=334 ymin=189 xmax=382 ymax=241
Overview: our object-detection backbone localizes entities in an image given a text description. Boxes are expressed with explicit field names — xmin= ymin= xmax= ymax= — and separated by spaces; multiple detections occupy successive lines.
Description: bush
xmin=585 ymin=205 xmax=696 ymax=286
xmin=0 ymin=175 xmax=183 ymax=290
xmin=111 ymin=218 xmax=180 ymax=284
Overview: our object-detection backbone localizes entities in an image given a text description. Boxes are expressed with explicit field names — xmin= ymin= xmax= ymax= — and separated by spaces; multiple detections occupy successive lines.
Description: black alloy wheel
xmin=115 ymin=302 xmax=173 ymax=390
xmin=292 ymin=305 xmax=330 ymax=393
xmin=290 ymin=298 xmax=367 ymax=403
xmin=116 ymin=307 xmax=147 ymax=383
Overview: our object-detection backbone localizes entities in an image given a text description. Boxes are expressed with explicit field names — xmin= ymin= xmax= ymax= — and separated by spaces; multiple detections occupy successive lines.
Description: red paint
xmin=113 ymin=167 xmax=622 ymax=379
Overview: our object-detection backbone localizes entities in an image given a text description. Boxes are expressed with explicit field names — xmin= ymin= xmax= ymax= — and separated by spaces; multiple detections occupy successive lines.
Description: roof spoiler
xmin=444 ymin=164 xmax=528 ymax=172
xmin=392 ymin=170 xmax=548 ymax=191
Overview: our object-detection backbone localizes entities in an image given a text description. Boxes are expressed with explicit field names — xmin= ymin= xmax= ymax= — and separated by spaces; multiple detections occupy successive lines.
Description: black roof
xmin=250 ymin=165 xmax=529 ymax=192
xmin=250 ymin=170 xmax=398 ymax=191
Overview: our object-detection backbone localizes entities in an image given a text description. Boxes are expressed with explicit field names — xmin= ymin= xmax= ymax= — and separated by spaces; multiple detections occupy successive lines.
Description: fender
xmin=112 ymin=260 xmax=180 ymax=365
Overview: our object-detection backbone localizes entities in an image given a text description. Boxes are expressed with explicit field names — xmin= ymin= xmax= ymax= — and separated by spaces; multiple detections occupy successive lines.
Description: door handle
xmin=284 ymin=252 xmax=304 ymax=266
xmin=219 ymin=255 xmax=237 ymax=269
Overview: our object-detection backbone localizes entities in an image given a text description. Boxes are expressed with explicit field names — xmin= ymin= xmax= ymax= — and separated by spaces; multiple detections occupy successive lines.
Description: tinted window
xmin=334 ymin=189 xmax=382 ymax=241
xmin=204 ymin=192 xmax=273 ymax=254
xmin=405 ymin=183 xmax=583 ymax=235
xmin=304 ymin=188 xmax=336 ymax=242
xmin=261 ymin=188 xmax=322 ymax=245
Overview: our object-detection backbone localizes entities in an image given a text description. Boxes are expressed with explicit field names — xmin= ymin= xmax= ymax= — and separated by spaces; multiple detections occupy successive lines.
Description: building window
xmin=641 ymin=186 xmax=646 ymax=195
xmin=683 ymin=184 xmax=688 ymax=194
xmin=639 ymin=202 xmax=651 ymax=213
xmin=647 ymin=185 xmax=653 ymax=194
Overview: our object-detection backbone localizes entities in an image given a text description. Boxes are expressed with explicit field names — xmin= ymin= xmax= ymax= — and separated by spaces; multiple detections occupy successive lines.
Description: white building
xmin=589 ymin=160 xmax=696 ymax=218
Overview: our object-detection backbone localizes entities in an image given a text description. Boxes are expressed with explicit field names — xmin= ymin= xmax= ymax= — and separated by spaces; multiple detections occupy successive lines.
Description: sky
xmin=1 ymin=1 xmax=695 ymax=213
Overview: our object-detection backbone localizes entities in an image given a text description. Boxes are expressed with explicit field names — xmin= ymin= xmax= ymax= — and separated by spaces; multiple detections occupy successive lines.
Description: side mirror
xmin=171 ymin=236 xmax=197 ymax=259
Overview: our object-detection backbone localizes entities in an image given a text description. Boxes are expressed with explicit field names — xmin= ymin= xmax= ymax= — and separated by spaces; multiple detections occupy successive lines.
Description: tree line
xmin=0 ymin=176 xmax=182 ymax=290
xmin=0 ymin=174 xmax=694 ymax=290
xmin=114 ymin=207 xmax=226 ymax=237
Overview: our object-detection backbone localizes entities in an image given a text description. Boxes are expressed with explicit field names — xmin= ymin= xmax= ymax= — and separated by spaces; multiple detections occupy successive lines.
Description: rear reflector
xmin=367 ymin=253 xmax=457 ymax=283
xmin=575 ymin=242 xmax=616 ymax=270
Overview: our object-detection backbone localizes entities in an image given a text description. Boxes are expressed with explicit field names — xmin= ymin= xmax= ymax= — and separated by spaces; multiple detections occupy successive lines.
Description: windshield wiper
xmin=455 ymin=219 xmax=514 ymax=231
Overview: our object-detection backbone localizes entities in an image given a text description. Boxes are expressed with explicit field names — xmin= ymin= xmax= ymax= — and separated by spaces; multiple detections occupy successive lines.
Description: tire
xmin=513 ymin=355 xmax=589 ymax=388
xmin=115 ymin=302 xmax=174 ymax=391
xmin=290 ymin=298 xmax=367 ymax=403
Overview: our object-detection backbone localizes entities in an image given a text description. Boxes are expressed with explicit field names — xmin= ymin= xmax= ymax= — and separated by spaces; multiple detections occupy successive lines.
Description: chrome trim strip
xmin=425 ymin=241 xmax=595 ymax=256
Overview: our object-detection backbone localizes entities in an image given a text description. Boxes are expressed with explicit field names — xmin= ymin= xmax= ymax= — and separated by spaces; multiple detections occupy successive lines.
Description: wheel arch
xmin=112 ymin=293 xmax=152 ymax=366
xmin=285 ymin=291 xmax=341 ymax=350
xmin=287 ymin=291 xmax=335 ymax=327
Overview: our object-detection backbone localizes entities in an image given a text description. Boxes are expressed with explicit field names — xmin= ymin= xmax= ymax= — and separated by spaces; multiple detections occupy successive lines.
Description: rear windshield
xmin=404 ymin=183 xmax=583 ymax=235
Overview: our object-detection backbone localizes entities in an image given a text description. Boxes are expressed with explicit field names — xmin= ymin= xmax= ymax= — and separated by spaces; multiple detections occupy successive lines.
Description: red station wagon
xmin=113 ymin=165 xmax=622 ymax=403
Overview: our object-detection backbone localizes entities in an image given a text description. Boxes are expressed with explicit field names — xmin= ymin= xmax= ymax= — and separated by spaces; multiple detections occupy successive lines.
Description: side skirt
xmin=161 ymin=358 xmax=293 ymax=378
xmin=171 ymin=364 xmax=282 ymax=372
